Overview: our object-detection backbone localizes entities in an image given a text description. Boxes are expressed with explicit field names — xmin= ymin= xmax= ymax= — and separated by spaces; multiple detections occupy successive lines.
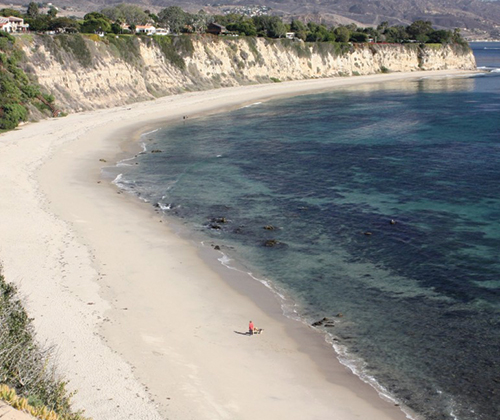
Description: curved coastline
xmin=0 ymin=71 xmax=475 ymax=420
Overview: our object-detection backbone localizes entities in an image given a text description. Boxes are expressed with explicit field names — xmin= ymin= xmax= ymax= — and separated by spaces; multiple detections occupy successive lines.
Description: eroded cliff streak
xmin=19 ymin=34 xmax=476 ymax=113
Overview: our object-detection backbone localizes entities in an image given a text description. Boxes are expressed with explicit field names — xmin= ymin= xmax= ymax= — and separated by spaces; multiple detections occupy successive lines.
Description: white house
xmin=0 ymin=17 xmax=13 ymax=32
xmin=154 ymin=28 xmax=169 ymax=36
xmin=135 ymin=24 xmax=156 ymax=35
xmin=0 ymin=16 xmax=29 ymax=32
xmin=135 ymin=24 xmax=170 ymax=36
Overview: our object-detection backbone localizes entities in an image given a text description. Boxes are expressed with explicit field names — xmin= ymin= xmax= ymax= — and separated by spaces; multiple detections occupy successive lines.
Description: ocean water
xmin=108 ymin=43 xmax=500 ymax=420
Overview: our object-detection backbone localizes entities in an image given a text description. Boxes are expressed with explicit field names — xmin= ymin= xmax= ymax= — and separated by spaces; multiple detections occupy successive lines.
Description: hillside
xmin=13 ymin=34 xmax=476 ymax=115
xmin=2 ymin=0 xmax=500 ymax=39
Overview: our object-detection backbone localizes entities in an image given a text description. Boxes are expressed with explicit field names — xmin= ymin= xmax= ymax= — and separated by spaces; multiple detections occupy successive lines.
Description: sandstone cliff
xmin=18 ymin=34 xmax=476 ymax=113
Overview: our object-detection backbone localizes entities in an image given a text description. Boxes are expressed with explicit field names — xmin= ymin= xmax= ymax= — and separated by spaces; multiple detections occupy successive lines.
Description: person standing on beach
xmin=249 ymin=321 xmax=254 ymax=335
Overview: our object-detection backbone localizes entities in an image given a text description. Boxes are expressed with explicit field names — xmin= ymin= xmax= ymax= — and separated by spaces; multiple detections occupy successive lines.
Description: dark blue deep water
xmin=110 ymin=43 xmax=500 ymax=420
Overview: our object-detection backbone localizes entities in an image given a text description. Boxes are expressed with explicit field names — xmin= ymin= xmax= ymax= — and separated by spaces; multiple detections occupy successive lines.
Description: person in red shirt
xmin=249 ymin=320 xmax=254 ymax=335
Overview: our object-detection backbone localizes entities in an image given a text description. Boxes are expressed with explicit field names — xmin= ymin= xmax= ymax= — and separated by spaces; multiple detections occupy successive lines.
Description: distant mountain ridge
xmin=2 ymin=0 xmax=500 ymax=39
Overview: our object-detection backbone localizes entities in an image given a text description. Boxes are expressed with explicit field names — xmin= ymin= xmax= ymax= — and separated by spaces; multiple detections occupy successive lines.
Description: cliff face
xmin=19 ymin=34 xmax=476 ymax=113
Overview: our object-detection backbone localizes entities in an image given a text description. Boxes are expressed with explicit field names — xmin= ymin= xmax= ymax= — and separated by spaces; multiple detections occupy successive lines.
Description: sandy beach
xmin=0 ymin=70 xmax=472 ymax=420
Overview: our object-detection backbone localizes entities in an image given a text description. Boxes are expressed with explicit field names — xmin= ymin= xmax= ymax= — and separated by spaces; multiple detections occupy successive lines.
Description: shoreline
xmin=0 ymin=70 xmax=474 ymax=420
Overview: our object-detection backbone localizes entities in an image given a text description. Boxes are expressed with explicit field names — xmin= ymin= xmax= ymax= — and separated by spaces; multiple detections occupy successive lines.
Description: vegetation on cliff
xmin=0 ymin=272 xmax=88 ymax=419
xmin=0 ymin=3 xmax=472 ymax=132
xmin=3 ymin=3 xmax=469 ymax=47
xmin=0 ymin=31 xmax=55 ymax=131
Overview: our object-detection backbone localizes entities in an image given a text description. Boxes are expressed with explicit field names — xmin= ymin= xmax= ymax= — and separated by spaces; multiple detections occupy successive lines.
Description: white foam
xmin=212 ymin=248 xmax=287 ymax=300
xmin=112 ymin=173 xmax=136 ymax=193
xmin=475 ymin=66 xmax=500 ymax=73
xmin=241 ymin=101 xmax=263 ymax=109
xmin=112 ymin=173 xmax=123 ymax=185
xmin=115 ymin=142 xmax=147 ymax=167
xmin=142 ymin=128 xmax=159 ymax=136
xmin=158 ymin=203 xmax=174 ymax=210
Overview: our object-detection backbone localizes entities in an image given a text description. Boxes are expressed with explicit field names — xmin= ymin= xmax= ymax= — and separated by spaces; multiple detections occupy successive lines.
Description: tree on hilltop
xmin=26 ymin=2 xmax=39 ymax=18
xmin=49 ymin=16 xmax=79 ymax=33
xmin=334 ymin=26 xmax=350 ymax=43
xmin=291 ymin=19 xmax=307 ymax=40
xmin=80 ymin=12 xmax=111 ymax=33
xmin=0 ymin=8 xmax=22 ymax=18
xmin=407 ymin=20 xmax=434 ymax=42
xmin=158 ymin=6 xmax=188 ymax=34
xmin=47 ymin=6 xmax=57 ymax=18
xmin=189 ymin=10 xmax=209 ymax=33
xmin=252 ymin=15 xmax=286 ymax=38
xmin=101 ymin=4 xmax=149 ymax=26
xmin=306 ymin=22 xmax=335 ymax=42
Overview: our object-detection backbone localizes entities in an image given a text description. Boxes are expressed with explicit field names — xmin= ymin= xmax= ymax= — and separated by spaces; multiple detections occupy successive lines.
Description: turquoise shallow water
xmin=109 ymin=43 xmax=500 ymax=420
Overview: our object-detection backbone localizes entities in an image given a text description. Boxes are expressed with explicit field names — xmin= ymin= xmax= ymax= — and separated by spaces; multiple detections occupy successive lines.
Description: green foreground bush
xmin=0 ymin=272 xmax=88 ymax=420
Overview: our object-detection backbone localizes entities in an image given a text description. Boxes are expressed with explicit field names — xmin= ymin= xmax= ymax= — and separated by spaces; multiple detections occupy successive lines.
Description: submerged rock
xmin=312 ymin=317 xmax=335 ymax=327
xmin=212 ymin=217 xmax=227 ymax=224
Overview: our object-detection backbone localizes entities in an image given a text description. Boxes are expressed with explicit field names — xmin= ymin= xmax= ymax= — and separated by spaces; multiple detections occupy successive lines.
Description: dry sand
xmin=0 ymin=71 xmax=472 ymax=420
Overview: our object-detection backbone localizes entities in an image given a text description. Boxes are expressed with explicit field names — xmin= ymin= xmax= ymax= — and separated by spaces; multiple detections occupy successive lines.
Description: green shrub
xmin=43 ymin=93 xmax=55 ymax=103
xmin=152 ymin=35 xmax=185 ymax=70
xmin=0 ymin=273 xmax=86 ymax=419
xmin=0 ymin=103 xmax=28 ymax=129
xmin=106 ymin=35 xmax=142 ymax=66
xmin=0 ymin=72 xmax=20 ymax=100
xmin=331 ymin=42 xmax=354 ymax=56
xmin=292 ymin=40 xmax=312 ymax=59
xmin=21 ymin=84 xmax=41 ymax=98
xmin=0 ymin=31 xmax=15 ymax=55
xmin=243 ymin=36 xmax=263 ymax=63
xmin=425 ymin=43 xmax=442 ymax=50
xmin=82 ymin=33 xmax=101 ymax=43
xmin=0 ymin=34 xmax=58 ymax=130
xmin=0 ymin=30 xmax=15 ymax=43
xmin=313 ymin=41 xmax=334 ymax=59
xmin=57 ymin=34 xmax=92 ymax=68
xmin=173 ymin=34 xmax=194 ymax=57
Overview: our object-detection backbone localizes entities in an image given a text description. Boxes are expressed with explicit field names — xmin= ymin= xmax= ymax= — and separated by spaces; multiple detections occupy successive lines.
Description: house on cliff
xmin=136 ymin=24 xmax=156 ymax=35
xmin=0 ymin=16 xmax=29 ymax=33
xmin=207 ymin=23 xmax=228 ymax=36
xmin=135 ymin=24 xmax=169 ymax=36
